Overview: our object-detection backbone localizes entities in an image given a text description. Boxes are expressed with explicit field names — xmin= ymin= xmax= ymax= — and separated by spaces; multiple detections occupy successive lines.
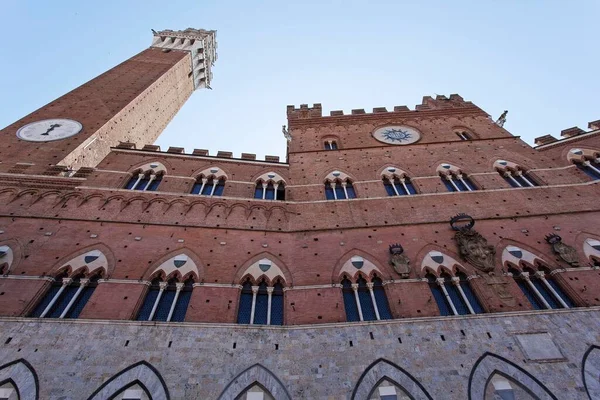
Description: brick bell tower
xmin=0 ymin=28 xmax=217 ymax=174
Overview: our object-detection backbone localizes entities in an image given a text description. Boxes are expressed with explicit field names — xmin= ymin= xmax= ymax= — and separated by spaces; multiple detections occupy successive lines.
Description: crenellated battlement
xmin=113 ymin=142 xmax=283 ymax=163
xmin=286 ymin=94 xmax=480 ymax=122
xmin=534 ymin=119 xmax=600 ymax=147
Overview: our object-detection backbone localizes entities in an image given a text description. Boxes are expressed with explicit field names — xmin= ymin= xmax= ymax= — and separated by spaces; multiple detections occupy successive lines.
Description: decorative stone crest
xmin=545 ymin=234 xmax=579 ymax=267
xmin=389 ymin=243 xmax=411 ymax=278
xmin=451 ymin=214 xmax=496 ymax=273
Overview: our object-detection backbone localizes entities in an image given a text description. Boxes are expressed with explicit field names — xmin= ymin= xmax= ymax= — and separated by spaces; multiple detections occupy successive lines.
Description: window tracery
xmin=381 ymin=167 xmax=416 ymax=196
xmin=437 ymin=164 xmax=476 ymax=192
xmin=494 ymin=160 xmax=538 ymax=188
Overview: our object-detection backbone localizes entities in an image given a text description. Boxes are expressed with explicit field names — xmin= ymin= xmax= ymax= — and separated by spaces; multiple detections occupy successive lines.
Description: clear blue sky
xmin=1 ymin=1 xmax=598 ymax=160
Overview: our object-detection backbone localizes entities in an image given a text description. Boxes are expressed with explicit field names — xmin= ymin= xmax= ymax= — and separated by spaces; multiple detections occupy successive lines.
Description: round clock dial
xmin=16 ymin=119 xmax=82 ymax=142
xmin=372 ymin=125 xmax=421 ymax=145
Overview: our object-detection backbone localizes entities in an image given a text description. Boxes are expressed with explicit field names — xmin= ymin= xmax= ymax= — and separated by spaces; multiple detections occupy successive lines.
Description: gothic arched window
xmin=510 ymin=266 xmax=574 ymax=310
xmin=427 ymin=271 xmax=484 ymax=316
xmin=237 ymin=278 xmax=285 ymax=325
xmin=254 ymin=179 xmax=286 ymax=200
xmin=341 ymin=275 xmax=392 ymax=322
xmin=456 ymin=131 xmax=471 ymax=140
xmin=494 ymin=160 xmax=538 ymax=188
xmin=324 ymin=140 xmax=338 ymax=150
xmin=325 ymin=179 xmax=356 ymax=200
xmin=30 ymin=272 xmax=100 ymax=319
xmin=569 ymin=148 xmax=600 ymax=180
xmin=136 ymin=277 xmax=194 ymax=322
xmin=383 ymin=176 xmax=416 ymax=196
xmin=125 ymin=170 xmax=163 ymax=191
xmin=191 ymin=176 xmax=226 ymax=196
xmin=441 ymin=172 xmax=476 ymax=192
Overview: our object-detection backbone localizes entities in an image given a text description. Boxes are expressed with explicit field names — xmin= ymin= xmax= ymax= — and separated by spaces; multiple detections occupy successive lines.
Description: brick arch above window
xmin=324 ymin=170 xmax=353 ymax=183
xmin=583 ymin=238 xmax=600 ymax=263
xmin=48 ymin=243 xmax=115 ymax=279
xmin=193 ymin=166 xmax=228 ymax=180
xmin=379 ymin=166 xmax=410 ymax=179
xmin=256 ymin=171 xmax=286 ymax=184
xmin=566 ymin=147 xmax=600 ymax=163
xmin=0 ymin=239 xmax=21 ymax=275
xmin=436 ymin=163 xmax=462 ymax=175
xmin=144 ymin=248 xmax=204 ymax=282
xmin=420 ymin=250 xmax=471 ymax=276
xmin=127 ymin=160 xmax=168 ymax=175
xmin=235 ymin=253 xmax=293 ymax=286
xmin=332 ymin=250 xmax=392 ymax=281
xmin=501 ymin=245 xmax=550 ymax=271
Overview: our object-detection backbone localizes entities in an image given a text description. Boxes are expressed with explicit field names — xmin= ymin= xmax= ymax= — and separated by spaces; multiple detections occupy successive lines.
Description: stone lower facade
xmin=1 ymin=308 xmax=599 ymax=399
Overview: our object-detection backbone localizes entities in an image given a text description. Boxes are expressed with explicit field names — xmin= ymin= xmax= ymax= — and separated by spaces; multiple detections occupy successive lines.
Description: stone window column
xmin=446 ymin=174 xmax=461 ymax=191
xmin=261 ymin=183 xmax=268 ymax=200
xmin=144 ymin=174 xmax=156 ymax=191
xmin=583 ymin=160 xmax=600 ymax=175
xmin=249 ymin=286 xmax=259 ymax=324
xmin=131 ymin=173 xmax=145 ymax=190
xmin=366 ymin=282 xmax=381 ymax=320
xmin=451 ymin=277 xmax=475 ymax=314
xmin=436 ymin=278 xmax=458 ymax=315
xmin=266 ymin=287 xmax=274 ymax=325
xmin=40 ymin=278 xmax=72 ymax=318
xmin=148 ymin=282 xmax=168 ymax=321
xmin=535 ymin=271 xmax=569 ymax=308
xmin=199 ymin=177 xmax=208 ymax=194
xmin=331 ymin=181 xmax=338 ymax=200
xmin=166 ymin=283 xmax=185 ymax=322
xmin=351 ymin=283 xmax=364 ymax=321
xmin=457 ymin=174 xmax=473 ymax=191
xmin=515 ymin=170 xmax=535 ymax=187
xmin=209 ymin=178 xmax=217 ymax=196
xmin=59 ymin=278 xmax=89 ymax=318
xmin=341 ymin=181 xmax=349 ymax=199
xmin=504 ymin=171 xmax=522 ymax=187
xmin=400 ymin=177 xmax=410 ymax=195
xmin=520 ymin=272 xmax=551 ymax=309
xmin=273 ymin=183 xmax=279 ymax=200
xmin=388 ymin=177 xmax=400 ymax=196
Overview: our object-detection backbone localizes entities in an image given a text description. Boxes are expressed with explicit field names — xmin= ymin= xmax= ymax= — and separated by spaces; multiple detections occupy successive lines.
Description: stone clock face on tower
xmin=16 ymin=119 xmax=82 ymax=142
xmin=372 ymin=125 xmax=421 ymax=145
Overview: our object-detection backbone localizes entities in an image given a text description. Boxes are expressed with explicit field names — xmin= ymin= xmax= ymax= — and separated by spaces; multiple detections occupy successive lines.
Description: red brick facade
xmin=1 ymin=40 xmax=600 ymax=329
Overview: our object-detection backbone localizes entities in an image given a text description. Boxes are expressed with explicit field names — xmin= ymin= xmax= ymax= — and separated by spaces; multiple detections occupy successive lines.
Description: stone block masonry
xmin=0 ymin=309 xmax=598 ymax=399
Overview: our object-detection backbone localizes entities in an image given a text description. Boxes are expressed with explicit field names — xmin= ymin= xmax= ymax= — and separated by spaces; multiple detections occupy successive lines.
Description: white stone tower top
xmin=150 ymin=28 xmax=217 ymax=90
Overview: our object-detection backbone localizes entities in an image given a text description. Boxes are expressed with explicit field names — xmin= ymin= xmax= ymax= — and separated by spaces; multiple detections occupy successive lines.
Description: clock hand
xmin=41 ymin=123 xmax=61 ymax=136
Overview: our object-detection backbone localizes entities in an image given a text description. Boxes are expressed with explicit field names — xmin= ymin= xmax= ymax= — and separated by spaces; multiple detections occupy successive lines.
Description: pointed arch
xmin=143 ymin=248 xmax=204 ymax=281
xmin=0 ymin=359 xmax=39 ymax=400
xmin=127 ymin=160 xmax=169 ymax=174
xmin=468 ymin=352 xmax=557 ymax=400
xmin=86 ymin=361 xmax=169 ymax=400
xmin=234 ymin=252 xmax=292 ymax=285
xmin=192 ymin=165 xmax=229 ymax=180
xmin=332 ymin=249 xmax=392 ymax=281
xmin=0 ymin=238 xmax=22 ymax=275
xmin=501 ymin=245 xmax=551 ymax=271
xmin=419 ymin=248 xmax=468 ymax=276
xmin=583 ymin=345 xmax=600 ymax=400
xmin=436 ymin=162 xmax=462 ymax=175
xmin=217 ymin=364 xmax=291 ymax=400
xmin=351 ymin=358 xmax=433 ymax=400
xmin=48 ymin=243 xmax=115 ymax=278
xmin=582 ymin=237 xmax=600 ymax=265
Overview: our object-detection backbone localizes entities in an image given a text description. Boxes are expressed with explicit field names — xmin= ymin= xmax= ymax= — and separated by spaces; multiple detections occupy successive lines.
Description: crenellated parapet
xmin=286 ymin=94 xmax=484 ymax=124
xmin=534 ymin=118 xmax=600 ymax=149
xmin=112 ymin=144 xmax=283 ymax=164
xmin=151 ymin=28 xmax=217 ymax=89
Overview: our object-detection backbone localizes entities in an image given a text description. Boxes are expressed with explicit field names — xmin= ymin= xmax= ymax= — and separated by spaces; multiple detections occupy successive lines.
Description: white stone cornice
xmin=151 ymin=28 xmax=217 ymax=90
xmin=0 ymin=275 xmax=53 ymax=282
